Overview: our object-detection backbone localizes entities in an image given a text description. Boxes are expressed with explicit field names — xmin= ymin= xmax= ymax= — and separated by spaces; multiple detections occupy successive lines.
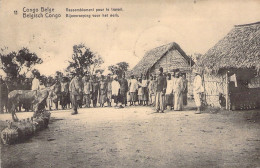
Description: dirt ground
xmin=1 ymin=104 xmax=260 ymax=168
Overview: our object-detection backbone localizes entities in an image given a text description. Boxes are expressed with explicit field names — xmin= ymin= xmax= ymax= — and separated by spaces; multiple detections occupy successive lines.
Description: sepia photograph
xmin=0 ymin=0 xmax=259 ymax=167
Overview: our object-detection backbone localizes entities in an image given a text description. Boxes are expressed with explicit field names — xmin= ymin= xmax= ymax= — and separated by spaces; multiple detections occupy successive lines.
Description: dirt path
xmin=1 ymin=106 xmax=260 ymax=168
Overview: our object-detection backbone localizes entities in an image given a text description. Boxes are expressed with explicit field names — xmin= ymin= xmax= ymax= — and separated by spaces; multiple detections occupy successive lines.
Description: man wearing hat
xmin=69 ymin=74 xmax=82 ymax=115
xmin=193 ymin=69 xmax=204 ymax=114
xmin=155 ymin=67 xmax=167 ymax=113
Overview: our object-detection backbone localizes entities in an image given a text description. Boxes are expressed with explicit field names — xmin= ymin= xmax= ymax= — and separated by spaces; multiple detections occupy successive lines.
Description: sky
xmin=0 ymin=0 xmax=259 ymax=76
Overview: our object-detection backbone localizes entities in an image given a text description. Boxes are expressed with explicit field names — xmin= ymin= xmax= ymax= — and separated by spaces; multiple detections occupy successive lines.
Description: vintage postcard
xmin=0 ymin=0 xmax=259 ymax=167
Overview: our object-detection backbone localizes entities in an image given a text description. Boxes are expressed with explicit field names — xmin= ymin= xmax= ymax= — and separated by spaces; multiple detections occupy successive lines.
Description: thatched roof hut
xmin=129 ymin=42 xmax=194 ymax=77
xmin=127 ymin=42 xmax=194 ymax=97
xmin=197 ymin=22 xmax=260 ymax=110
xmin=197 ymin=21 xmax=260 ymax=74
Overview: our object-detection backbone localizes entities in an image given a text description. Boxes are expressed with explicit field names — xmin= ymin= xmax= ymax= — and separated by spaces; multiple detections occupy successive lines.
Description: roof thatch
xmin=129 ymin=42 xmax=194 ymax=76
xmin=197 ymin=21 xmax=260 ymax=74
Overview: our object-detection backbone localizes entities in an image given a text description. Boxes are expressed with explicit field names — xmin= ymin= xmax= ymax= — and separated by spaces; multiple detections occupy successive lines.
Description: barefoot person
xmin=69 ymin=74 xmax=82 ymax=115
xmin=106 ymin=75 xmax=112 ymax=107
xmin=112 ymin=76 xmax=120 ymax=107
xmin=165 ymin=73 xmax=174 ymax=110
xmin=92 ymin=75 xmax=99 ymax=108
xmin=141 ymin=75 xmax=149 ymax=106
xmin=99 ymin=75 xmax=107 ymax=107
xmin=193 ymin=69 xmax=204 ymax=114
xmin=83 ymin=75 xmax=92 ymax=108
xmin=128 ymin=75 xmax=138 ymax=106
xmin=155 ymin=67 xmax=167 ymax=113
xmin=118 ymin=73 xmax=128 ymax=107
xmin=174 ymin=69 xmax=184 ymax=111
xmin=182 ymin=73 xmax=188 ymax=106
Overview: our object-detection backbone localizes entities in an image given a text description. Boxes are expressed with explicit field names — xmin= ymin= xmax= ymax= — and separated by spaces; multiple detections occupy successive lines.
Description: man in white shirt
xmin=31 ymin=73 xmax=40 ymax=91
xmin=128 ymin=75 xmax=138 ymax=106
xmin=112 ymin=76 xmax=120 ymax=107
xmin=193 ymin=69 xmax=204 ymax=114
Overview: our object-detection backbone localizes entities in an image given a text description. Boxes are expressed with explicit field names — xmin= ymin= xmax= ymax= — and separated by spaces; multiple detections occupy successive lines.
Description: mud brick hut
xmin=129 ymin=42 xmax=194 ymax=97
xmin=196 ymin=22 xmax=260 ymax=110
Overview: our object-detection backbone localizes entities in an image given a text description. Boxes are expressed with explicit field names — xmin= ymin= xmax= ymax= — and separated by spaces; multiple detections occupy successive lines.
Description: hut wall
xmin=203 ymin=74 xmax=227 ymax=107
xmin=149 ymin=49 xmax=193 ymax=97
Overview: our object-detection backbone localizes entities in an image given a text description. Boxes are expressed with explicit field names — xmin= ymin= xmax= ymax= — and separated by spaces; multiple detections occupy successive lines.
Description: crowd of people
xmin=0 ymin=67 xmax=204 ymax=115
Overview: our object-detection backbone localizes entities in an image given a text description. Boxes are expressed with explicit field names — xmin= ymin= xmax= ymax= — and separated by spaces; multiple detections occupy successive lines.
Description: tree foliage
xmin=66 ymin=44 xmax=104 ymax=76
xmin=108 ymin=61 xmax=129 ymax=77
xmin=0 ymin=48 xmax=42 ymax=81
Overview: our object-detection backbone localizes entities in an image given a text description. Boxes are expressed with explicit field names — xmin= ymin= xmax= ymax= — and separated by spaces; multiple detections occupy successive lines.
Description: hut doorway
xmin=228 ymin=69 xmax=260 ymax=110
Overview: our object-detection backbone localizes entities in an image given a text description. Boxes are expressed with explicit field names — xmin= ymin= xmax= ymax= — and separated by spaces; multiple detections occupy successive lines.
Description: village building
xmin=196 ymin=21 xmax=260 ymax=110
xmin=128 ymin=42 xmax=194 ymax=97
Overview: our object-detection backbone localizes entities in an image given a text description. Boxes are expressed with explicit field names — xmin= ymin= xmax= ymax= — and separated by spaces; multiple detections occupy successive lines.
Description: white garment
xmin=194 ymin=92 xmax=201 ymax=107
xmin=32 ymin=78 xmax=40 ymax=90
xmin=112 ymin=80 xmax=120 ymax=95
xmin=141 ymin=80 xmax=148 ymax=87
xmin=193 ymin=75 xmax=203 ymax=107
xmin=230 ymin=74 xmax=237 ymax=87
xmin=166 ymin=79 xmax=173 ymax=94
xmin=172 ymin=77 xmax=177 ymax=93
xmin=129 ymin=79 xmax=138 ymax=92
xmin=193 ymin=75 xmax=204 ymax=93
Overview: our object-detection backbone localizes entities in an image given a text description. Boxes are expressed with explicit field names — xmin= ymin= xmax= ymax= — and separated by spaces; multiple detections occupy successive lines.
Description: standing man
xmin=99 ymin=75 xmax=107 ymax=107
xmin=83 ymin=75 xmax=92 ymax=108
xmin=106 ymin=75 xmax=112 ymax=107
xmin=182 ymin=73 xmax=188 ymax=106
xmin=155 ymin=67 xmax=167 ymax=113
xmin=111 ymin=76 xmax=120 ymax=107
xmin=31 ymin=73 xmax=40 ymax=91
xmin=148 ymin=75 xmax=154 ymax=106
xmin=60 ymin=77 xmax=70 ymax=110
xmin=165 ymin=73 xmax=174 ymax=110
xmin=0 ymin=75 xmax=8 ymax=113
xmin=69 ymin=74 xmax=82 ymax=115
xmin=118 ymin=73 xmax=128 ymax=107
xmin=92 ymin=75 xmax=99 ymax=108
xmin=78 ymin=75 xmax=84 ymax=108
xmin=128 ymin=75 xmax=138 ymax=106
xmin=141 ymin=75 xmax=149 ymax=106
xmin=173 ymin=69 xmax=184 ymax=111
xmin=193 ymin=69 xmax=204 ymax=114
xmin=151 ymin=75 xmax=157 ymax=106
xmin=53 ymin=78 xmax=61 ymax=110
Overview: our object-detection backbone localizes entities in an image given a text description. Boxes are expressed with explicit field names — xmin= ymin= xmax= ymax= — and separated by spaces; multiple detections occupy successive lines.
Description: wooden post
xmin=226 ymin=71 xmax=230 ymax=110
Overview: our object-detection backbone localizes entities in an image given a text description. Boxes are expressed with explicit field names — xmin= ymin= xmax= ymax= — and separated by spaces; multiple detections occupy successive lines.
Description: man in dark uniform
xmin=118 ymin=73 xmax=128 ymax=107
xmin=155 ymin=67 xmax=167 ymax=113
